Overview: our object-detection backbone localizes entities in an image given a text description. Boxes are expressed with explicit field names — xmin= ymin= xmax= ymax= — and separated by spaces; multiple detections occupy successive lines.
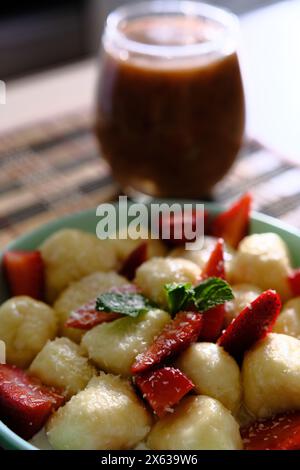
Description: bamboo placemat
xmin=0 ymin=110 xmax=300 ymax=250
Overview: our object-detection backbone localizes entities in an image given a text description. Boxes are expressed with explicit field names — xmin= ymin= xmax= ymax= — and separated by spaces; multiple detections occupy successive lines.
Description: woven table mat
xmin=0 ymin=110 xmax=300 ymax=250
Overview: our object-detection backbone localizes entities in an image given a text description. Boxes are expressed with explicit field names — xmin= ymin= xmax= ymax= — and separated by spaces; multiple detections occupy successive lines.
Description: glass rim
xmin=104 ymin=1 xmax=240 ymax=58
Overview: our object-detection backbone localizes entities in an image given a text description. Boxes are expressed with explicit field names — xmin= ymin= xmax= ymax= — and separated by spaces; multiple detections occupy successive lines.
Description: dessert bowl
xmin=1 ymin=201 xmax=300 ymax=450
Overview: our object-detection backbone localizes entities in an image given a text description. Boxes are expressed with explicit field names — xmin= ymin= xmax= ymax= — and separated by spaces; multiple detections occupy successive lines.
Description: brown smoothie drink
xmin=96 ymin=2 xmax=245 ymax=198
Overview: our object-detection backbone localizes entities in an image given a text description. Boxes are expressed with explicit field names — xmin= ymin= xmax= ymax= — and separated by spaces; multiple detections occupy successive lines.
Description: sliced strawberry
xmin=131 ymin=311 xmax=203 ymax=374
xmin=199 ymin=305 xmax=225 ymax=343
xmin=241 ymin=411 xmax=300 ymax=450
xmin=135 ymin=367 xmax=194 ymax=417
xmin=211 ymin=193 xmax=252 ymax=248
xmin=197 ymin=239 xmax=226 ymax=342
xmin=3 ymin=250 xmax=45 ymax=300
xmin=202 ymin=239 xmax=225 ymax=280
xmin=66 ymin=284 xmax=138 ymax=330
xmin=0 ymin=364 xmax=64 ymax=440
xmin=217 ymin=290 xmax=281 ymax=361
xmin=119 ymin=242 xmax=148 ymax=280
xmin=65 ymin=299 xmax=122 ymax=330
xmin=158 ymin=209 xmax=209 ymax=247
xmin=288 ymin=269 xmax=300 ymax=297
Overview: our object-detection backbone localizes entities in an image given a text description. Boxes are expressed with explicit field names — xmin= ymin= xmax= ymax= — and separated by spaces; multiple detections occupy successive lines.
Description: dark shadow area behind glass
xmin=0 ymin=0 xmax=286 ymax=79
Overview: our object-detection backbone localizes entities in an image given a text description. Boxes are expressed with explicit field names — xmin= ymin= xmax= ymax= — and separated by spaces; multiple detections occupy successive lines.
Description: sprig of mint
xmin=193 ymin=278 xmax=234 ymax=312
xmin=95 ymin=277 xmax=233 ymax=319
xmin=164 ymin=277 xmax=234 ymax=315
xmin=95 ymin=292 xmax=155 ymax=318
xmin=164 ymin=282 xmax=194 ymax=315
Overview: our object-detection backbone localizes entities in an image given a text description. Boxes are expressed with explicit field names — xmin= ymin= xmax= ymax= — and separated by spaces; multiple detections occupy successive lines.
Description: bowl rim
xmin=1 ymin=202 xmax=300 ymax=450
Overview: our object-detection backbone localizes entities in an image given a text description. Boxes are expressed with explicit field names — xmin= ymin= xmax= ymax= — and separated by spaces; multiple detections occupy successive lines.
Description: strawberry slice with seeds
xmin=119 ymin=242 xmax=148 ymax=280
xmin=202 ymin=238 xmax=225 ymax=280
xmin=288 ymin=269 xmax=300 ymax=297
xmin=199 ymin=239 xmax=226 ymax=342
xmin=211 ymin=193 xmax=252 ymax=248
xmin=199 ymin=305 xmax=225 ymax=343
xmin=135 ymin=367 xmax=194 ymax=417
xmin=0 ymin=364 xmax=64 ymax=439
xmin=131 ymin=311 xmax=203 ymax=374
xmin=217 ymin=289 xmax=281 ymax=361
xmin=3 ymin=250 xmax=45 ymax=300
xmin=241 ymin=411 xmax=300 ymax=450
xmin=158 ymin=209 xmax=209 ymax=247
xmin=66 ymin=284 xmax=138 ymax=330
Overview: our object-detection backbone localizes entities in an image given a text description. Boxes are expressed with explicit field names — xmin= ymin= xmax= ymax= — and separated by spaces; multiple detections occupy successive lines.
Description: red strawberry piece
xmin=241 ymin=411 xmax=300 ymax=450
xmin=217 ymin=290 xmax=281 ymax=361
xmin=65 ymin=284 xmax=138 ymax=330
xmin=288 ymin=269 xmax=300 ymax=297
xmin=119 ymin=242 xmax=148 ymax=280
xmin=65 ymin=299 xmax=122 ymax=330
xmin=211 ymin=193 xmax=252 ymax=249
xmin=202 ymin=238 xmax=225 ymax=280
xmin=199 ymin=305 xmax=225 ymax=343
xmin=3 ymin=250 xmax=45 ymax=300
xmin=197 ymin=239 xmax=226 ymax=342
xmin=135 ymin=367 xmax=194 ymax=417
xmin=158 ymin=209 xmax=209 ymax=247
xmin=131 ymin=311 xmax=203 ymax=374
xmin=0 ymin=364 xmax=64 ymax=440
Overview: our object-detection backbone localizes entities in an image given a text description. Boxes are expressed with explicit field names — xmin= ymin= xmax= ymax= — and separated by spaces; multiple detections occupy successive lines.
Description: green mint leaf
xmin=193 ymin=277 xmax=234 ymax=312
xmin=96 ymin=292 xmax=154 ymax=318
xmin=164 ymin=282 xmax=194 ymax=315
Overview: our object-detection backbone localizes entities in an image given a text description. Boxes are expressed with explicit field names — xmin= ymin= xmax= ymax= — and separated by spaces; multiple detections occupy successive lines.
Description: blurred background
xmin=1 ymin=1 xmax=299 ymax=157
xmin=0 ymin=0 xmax=285 ymax=79
xmin=0 ymin=0 xmax=300 ymax=247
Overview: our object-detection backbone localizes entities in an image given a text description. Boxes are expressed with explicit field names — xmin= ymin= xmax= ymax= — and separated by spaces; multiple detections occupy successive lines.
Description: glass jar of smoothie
xmin=96 ymin=1 xmax=245 ymax=198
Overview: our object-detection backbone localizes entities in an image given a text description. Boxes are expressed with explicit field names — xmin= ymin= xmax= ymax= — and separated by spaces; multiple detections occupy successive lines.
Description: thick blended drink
xmin=96 ymin=1 xmax=245 ymax=198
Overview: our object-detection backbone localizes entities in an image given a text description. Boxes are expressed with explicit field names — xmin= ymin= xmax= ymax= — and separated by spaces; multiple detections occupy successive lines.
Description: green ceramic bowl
xmin=1 ymin=203 xmax=300 ymax=450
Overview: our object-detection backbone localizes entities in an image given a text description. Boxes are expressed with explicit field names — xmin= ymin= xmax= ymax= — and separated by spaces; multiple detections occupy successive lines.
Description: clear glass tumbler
xmin=96 ymin=1 xmax=245 ymax=198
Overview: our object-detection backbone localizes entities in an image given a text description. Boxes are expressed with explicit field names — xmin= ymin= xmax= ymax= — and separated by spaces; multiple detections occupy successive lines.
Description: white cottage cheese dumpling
xmin=176 ymin=343 xmax=242 ymax=413
xmin=147 ymin=395 xmax=243 ymax=450
xmin=169 ymin=236 xmax=236 ymax=281
xmin=47 ymin=374 xmax=151 ymax=450
xmin=225 ymin=284 xmax=262 ymax=326
xmin=40 ymin=229 xmax=118 ymax=302
xmin=0 ymin=296 xmax=57 ymax=368
xmin=54 ymin=271 xmax=128 ymax=343
xmin=135 ymin=257 xmax=201 ymax=307
xmin=29 ymin=338 xmax=96 ymax=398
xmin=231 ymin=233 xmax=291 ymax=300
xmin=273 ymin=297 xmax=300 ymax=339
xmin=81 ymin=309 xmax=170 ymax=376
xmin=242 ymin=333 xmax=300 ymax=418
